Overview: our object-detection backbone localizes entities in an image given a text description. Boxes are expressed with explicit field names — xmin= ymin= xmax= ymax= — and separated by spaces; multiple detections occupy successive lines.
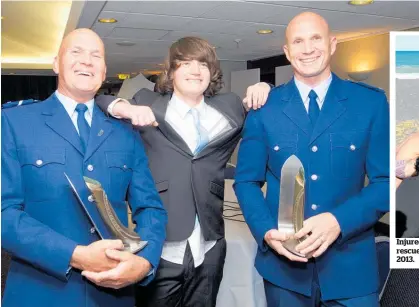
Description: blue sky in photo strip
xmin=396 ymin=35 xmax=419 ymax=51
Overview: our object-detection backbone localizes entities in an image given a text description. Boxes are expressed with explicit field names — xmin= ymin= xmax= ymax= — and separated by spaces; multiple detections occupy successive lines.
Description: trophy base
xmin=124 ymin=241 xmax=148 ymax=254
xmin=282 ymin=238 xmax=313 ymax=259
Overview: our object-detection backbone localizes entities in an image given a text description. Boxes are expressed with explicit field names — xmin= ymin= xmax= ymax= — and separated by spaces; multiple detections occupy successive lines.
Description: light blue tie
xmin=75 ymin=104 xmax=90 ymax=153
xmin=189 ymin=108 xmax=209 ymax=155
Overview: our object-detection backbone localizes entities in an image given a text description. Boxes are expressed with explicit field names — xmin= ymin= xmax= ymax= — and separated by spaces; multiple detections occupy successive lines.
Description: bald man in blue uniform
xmin=1 ymin=29 xmax=167 ymax=307
xmin=234 ymin=12 xmax=389 ymax=307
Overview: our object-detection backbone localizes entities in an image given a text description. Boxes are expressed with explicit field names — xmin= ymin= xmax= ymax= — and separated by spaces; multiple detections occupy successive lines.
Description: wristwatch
xmin=396 ymin=158 xmax=419 ymax=179
xmin=415 ymin=157 xmax=419 ymax=176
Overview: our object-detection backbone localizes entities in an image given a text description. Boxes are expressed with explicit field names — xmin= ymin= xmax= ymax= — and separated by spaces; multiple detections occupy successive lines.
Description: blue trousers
xmin=264 ymin=266 xmax=379 ymax=307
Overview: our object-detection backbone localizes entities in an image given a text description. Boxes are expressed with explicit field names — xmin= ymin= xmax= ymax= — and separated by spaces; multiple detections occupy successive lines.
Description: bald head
xmin=286 ymin=12 xmax=330 ymax=44
xmin=283 ymin=12 xmax=336 ymax=86
xmin=53 ymin=28 xmax=107 ymax=102
xmin=58 ymin=28 xmax=105 ymax=57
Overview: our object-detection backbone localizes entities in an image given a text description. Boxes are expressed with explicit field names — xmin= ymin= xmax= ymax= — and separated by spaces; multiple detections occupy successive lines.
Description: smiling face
xmin=283 ymin=12 xmax=337 ymax=86
xmin=53 ymin=29 xmax=106 ymax=102
xmin=172 ymin=59 xmax=211 ymax=100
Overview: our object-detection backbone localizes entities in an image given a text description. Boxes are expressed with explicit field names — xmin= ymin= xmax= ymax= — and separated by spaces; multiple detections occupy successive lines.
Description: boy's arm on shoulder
xmin=132 ymin=88 xmax=159 ymax=107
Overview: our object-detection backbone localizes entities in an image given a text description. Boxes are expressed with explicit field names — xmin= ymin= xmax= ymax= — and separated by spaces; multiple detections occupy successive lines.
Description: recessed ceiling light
xmin=349 ymin=0 xmax=373 ymax=5
xmin=98 ymin=18 xmax=117 ymax=23
xmin=116 ymin=41 xmax=136 ymax=47
xmin=117 ymin=73 xmax=130 ymax=80
xmin=257 ymin=29 xmax=273 ymax=35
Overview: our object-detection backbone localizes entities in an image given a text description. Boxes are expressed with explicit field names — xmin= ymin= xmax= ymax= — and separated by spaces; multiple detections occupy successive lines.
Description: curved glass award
xmin=278 ymin=155 xmax=311 ymax=258
xmin=65 ymin=173 xmax=147 ymax=254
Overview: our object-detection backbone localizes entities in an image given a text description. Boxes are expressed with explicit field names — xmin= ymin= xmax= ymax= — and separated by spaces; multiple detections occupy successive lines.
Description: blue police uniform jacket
xmin=1 ymin=94 xmax=167 ymax=307
xmin=234 ymin=74 xmax=389 ymax=300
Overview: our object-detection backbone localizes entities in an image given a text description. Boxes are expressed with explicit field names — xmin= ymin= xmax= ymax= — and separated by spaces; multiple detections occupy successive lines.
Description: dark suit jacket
xmin=96 ymin=89 xmax=246 ymax=241
xmin=1 ymin=94 xmax=167 ymax=307
xmin=234 ymin=74 xmax=389 ymax=300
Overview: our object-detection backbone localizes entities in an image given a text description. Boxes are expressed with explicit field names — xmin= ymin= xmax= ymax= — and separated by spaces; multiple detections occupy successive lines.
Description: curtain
xmin=1 ymin=75 xmax=57 ymax=104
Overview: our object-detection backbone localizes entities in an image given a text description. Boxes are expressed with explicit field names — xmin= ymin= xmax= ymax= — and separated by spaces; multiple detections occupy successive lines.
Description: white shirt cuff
xmin=147 ymin=268 xmax=154 ymax=277
xmin=66 ymin=266 xmax=72 ymax=276
xmin=107 ymin=98 xmax=126 ymax=119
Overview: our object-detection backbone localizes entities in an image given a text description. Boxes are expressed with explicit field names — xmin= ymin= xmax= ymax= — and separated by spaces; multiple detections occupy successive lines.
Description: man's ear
xmin=283 ymin=44 xmax=291 ymax=63
xmin=52 ymin=56 xmax=59 ymax=74
xmin=102 ymin=65 xmax=107 ymax=82
xmin=330 ymin=36 xmax=337 ymax=56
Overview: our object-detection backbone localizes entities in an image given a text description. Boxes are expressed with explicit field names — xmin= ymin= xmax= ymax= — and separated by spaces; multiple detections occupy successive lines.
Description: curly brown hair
xmin=155 ymin=37 xmax=223 ymax=97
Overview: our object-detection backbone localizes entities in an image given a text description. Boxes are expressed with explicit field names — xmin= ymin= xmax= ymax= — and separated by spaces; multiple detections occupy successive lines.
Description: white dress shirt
xmin=161 ymin=93 xmax=231 ymax=267
xmin=107 ymin=93 xmax=231 ymax=267
xmin=55 ymin=90 xmax=94 ymax=130
xmin=294 ymin=74 xmax=333 ymax=112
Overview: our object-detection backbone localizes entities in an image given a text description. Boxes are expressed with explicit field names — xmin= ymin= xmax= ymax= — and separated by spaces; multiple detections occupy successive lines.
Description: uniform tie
xmin=75 ymin=104 xmax=90 ymax=152
xmin=308 ymin=90 xmax=319 ymax=126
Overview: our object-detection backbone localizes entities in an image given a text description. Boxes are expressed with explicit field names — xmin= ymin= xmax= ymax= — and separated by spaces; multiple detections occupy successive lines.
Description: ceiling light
xmin=116 ymin=41 xmax=136 ymax=47
xmin=349 ymin=0 xmax=373 ymax=5
xmin=98 ymin=18 xmax=117 ymax=23
xmin=117 ymin=73 xmax=130 ymax=80
xmin=1 ymin=57 xmax=54 ymax=64
xmin=1 ymin=16 xmax=4 ymax=20
xmin=257 ymin=29 xmax=273 ymax=35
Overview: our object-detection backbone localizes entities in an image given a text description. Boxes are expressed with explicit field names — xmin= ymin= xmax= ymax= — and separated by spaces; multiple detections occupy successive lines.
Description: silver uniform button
xmin=88 ymin=195 xmax=94 ymax=202
xmin=90 ymin=227 xmax=96 ymax=234
xmin=350 ymin=144 xmax=356 ymax=151
xmin=36 ymin=159 xmax=43 ymax=166
xmin=311 ymin=146 xmax=318 ymax=152
xmin=311 ymin=174 xmax=318 ymax=181
xmin=87 ymin=164 xmax=94 ymax=171
xmin=123 ymin=165 xmax=128 ymax=170
xmin=311 ymin=204 xmax=318 ymax=210
xmin=274 ymin=145 xmax=280 ymax=151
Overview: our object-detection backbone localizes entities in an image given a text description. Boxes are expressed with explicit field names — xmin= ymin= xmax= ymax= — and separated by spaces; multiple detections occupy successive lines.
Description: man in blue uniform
xmin=1 ymin=28 xmax=167 ymax=307
xmin=234 ymin=12 xmax=389 ymax=307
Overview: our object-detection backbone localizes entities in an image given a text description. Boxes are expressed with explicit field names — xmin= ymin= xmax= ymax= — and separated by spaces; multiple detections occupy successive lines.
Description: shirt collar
xmin=169 ymin=93 xmax=206 ymax=119
xmin=294 ymin=73 xmax=333 ymax=103
xmin=55 ymin=90 xmax=94 ymax=117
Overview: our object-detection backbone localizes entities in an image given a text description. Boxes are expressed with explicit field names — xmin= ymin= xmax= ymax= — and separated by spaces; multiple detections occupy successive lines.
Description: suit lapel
xmin=43 ymin=94 xmax=84 ymax=155
xmin=281 ymin=80 xmax=313 ymax=136
xmin=309 ymin=75 xmax=347 ymax=145
xmin=151 ymin=94 xmax=194 ymax=157
xmin=84 ymin=104 xmax=114 ymax=161
xmin=195 ymin=95 xmax=239 ymax=159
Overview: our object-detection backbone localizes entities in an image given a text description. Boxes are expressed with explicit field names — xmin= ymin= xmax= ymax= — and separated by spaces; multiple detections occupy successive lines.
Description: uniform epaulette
xmin=1 ymin=99 xmax=39 ymax=109
xmin=347 ymin=80 xmax=385 ymax=93
xmin=272 ymin=83 xmax=285 ymax=90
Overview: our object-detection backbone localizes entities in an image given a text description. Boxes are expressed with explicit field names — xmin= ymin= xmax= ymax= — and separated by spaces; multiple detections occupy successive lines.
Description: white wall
xmin=231 ymin=68 xmax=260 ymax=100
xmin=275 ymin=65 xmax=294 ymax=86
xmin=331 ymin=33 xmax=389 ymax=96
xmin=220 ymin=60 xmax=247 ymax=93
